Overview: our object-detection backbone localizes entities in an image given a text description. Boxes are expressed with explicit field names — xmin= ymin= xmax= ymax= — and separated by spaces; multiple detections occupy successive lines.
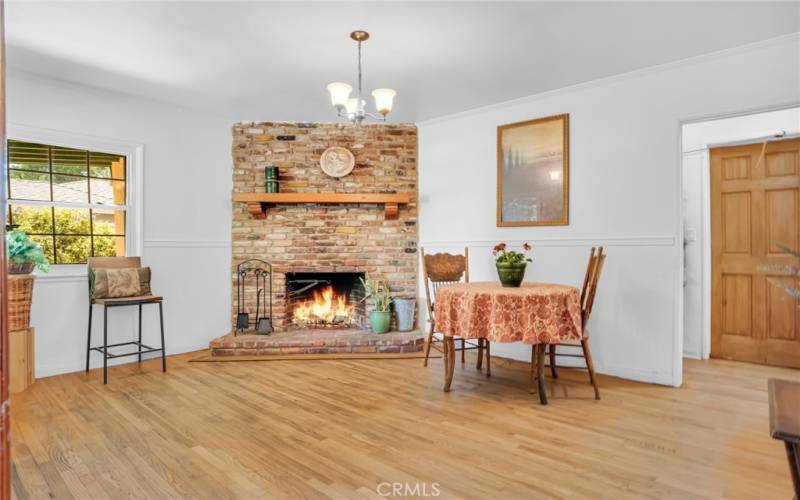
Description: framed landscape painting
xmin=497 ymin=113 xmax=569 ymax=226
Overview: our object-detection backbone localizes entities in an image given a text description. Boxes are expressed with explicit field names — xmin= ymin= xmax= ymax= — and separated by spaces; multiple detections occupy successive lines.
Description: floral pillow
xmin=91 ymin=267 xmax=152 ymax=299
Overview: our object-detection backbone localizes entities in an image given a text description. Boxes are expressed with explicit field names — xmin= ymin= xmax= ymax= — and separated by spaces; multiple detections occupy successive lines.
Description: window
xmin=7 ymin=140 xmax=127 ymax=264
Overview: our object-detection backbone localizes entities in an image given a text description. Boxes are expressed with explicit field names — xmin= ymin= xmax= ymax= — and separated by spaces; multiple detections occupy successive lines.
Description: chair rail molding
xmin=144 ymin=239 xmax=231 ymax=248
xmin=419 ymin=235 xmax=676 ymax=249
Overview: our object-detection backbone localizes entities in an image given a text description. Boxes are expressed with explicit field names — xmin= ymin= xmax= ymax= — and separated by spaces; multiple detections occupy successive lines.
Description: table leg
xmin=476 ymin=338 xmax=484 ymax=371
xmin=443 ymin=336 xmax=455 ymax=392
xmin=485 ymin=340 xmax=491 ymax=377
xmin=529 ymin=345 xmax=537 ymax=394
xmin=536 ymin=344 xmax=548 ymax=405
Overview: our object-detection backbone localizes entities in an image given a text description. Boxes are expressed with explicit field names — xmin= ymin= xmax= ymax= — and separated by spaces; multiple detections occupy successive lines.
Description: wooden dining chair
xmin=532 ymin=246 xmax=605 ymax=400
xmin=421 ymin=247 xmax=489 ymax=373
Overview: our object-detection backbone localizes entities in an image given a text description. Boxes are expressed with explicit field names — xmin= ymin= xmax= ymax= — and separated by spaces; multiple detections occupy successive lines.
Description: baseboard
xmin=36 ymin=341 xmax=212 ymax=379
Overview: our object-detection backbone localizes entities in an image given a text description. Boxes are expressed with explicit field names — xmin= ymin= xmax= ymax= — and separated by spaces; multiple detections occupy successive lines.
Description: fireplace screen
xmin=286 ymin=272 xmax=366 ymax=329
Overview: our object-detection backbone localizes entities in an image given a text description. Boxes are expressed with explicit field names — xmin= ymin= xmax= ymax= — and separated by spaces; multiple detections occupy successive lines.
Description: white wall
xmin=681 ymin=107 xmax=800 ymax=359
xmin=418 ymin=35 xmax=800 ymax=386
xmin=7 ymin=71 xmax=233 ymax=377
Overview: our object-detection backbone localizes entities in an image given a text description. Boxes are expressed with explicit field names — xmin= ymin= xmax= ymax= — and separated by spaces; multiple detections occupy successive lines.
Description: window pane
xmin=54 ymin=207 xmax=90 ymax=235
xmin=89 ymin=178 xmax=125 ymax=205
xmin=52 ymin=174 xmax=89 ymax=203
xmin=51 ymin=146 xmax=88 ymax=176
xmin=29 ymin=235 xmax=55 ymax=264
xmin=8 ymin=141 xmax=49 ymax=172
xmin=90 ymin=152 xmax=125 ymax=179
xmin=55 ymin=236 xmax=91 ymax=264
xmin=9 ymin=204 xmax=53 ymax=233
xmin=92 ymin=209 xmax=125 ymax=236
xmin=93 ymin=236 xmax=125 ymax=257
xmin=9 ymin=169 xmax=51 ymax=201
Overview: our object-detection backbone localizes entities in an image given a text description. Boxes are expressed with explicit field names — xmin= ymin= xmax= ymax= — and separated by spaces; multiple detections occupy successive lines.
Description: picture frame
xmin=496 ymin=113 xmax=569 ymax=227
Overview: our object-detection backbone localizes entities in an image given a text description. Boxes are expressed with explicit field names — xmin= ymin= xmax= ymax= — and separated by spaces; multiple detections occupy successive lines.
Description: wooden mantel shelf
xmin=233 ymin=192 xmax=412 ymax=220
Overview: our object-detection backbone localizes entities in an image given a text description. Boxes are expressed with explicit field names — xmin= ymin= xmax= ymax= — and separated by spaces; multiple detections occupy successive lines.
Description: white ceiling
xmin=6 ymin=1 xmax=800 ymax=123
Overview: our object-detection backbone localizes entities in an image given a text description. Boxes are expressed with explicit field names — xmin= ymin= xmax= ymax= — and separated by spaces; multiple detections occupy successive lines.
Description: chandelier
xmin=327 ymin=31 xmax=396 ymax=124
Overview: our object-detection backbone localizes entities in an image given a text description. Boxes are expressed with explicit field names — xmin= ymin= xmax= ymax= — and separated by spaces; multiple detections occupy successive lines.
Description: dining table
xmin=433 ymin=281 xmax=584 ymax=404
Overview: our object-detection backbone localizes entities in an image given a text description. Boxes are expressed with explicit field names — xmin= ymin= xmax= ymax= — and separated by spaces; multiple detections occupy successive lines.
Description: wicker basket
xmin=8 ymin=274 xmax=34 ymax=331
xmin=8 ymin=261 xmax=35 ymax=274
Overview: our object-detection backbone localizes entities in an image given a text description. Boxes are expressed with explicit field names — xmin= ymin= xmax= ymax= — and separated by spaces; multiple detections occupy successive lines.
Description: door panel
xmin=721 ymin=192 xmax=751 ymax=253
xmin=722 ymin=274 xmax=751 ymax=336
xmin=766 ymin=276 xmax=798 ymax=340
xmin=711 ymin=138 xmax=800 ymax=368
xmin=722 ymin=155 xmax=750 ymax=180
xmin=765 ymin=188 xmax=797 ymax=254
xmin=766 ymin=150 xmax=798 ymax=177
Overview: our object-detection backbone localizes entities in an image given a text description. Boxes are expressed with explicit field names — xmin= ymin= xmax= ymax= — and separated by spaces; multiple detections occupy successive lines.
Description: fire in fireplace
xmin=286 ymin=272 xmax=366 ymax=328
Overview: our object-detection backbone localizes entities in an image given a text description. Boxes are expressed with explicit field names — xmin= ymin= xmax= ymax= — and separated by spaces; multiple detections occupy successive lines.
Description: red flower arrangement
xmin=493 ymin=242 xmax=533 ymax=265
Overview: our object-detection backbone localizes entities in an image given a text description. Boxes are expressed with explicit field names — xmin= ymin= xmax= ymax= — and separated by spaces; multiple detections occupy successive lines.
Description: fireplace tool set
xmin=235 ymin=259 xmax=273 ymax=335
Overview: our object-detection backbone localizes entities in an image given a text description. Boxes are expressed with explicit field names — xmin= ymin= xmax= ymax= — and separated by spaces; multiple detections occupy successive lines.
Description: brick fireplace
xmin=209 ymin=122 xmax=423 ymax=356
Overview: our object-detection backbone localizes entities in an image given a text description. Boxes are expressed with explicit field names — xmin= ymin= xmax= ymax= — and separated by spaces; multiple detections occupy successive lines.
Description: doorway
xmin=681 ymin=106 xmax=800 ymax=367
xmin=710 ymin=138 xmax=800 ymax=367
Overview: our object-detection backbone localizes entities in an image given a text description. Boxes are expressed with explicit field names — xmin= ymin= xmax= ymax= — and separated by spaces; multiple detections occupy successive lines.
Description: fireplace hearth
xmin=286 ymin=272 xmax=365 ymax=329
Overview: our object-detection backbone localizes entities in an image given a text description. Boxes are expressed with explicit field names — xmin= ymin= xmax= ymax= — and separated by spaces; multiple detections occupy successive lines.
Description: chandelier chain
xmin=357 ymin=41 xmax=363 ymax=103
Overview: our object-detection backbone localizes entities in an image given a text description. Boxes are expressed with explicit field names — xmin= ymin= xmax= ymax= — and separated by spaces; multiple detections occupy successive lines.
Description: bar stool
xmin=86 ymin=257 xmax=166 ymax=384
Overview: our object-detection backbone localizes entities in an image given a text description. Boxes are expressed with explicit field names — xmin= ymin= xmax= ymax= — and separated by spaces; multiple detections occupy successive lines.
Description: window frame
xmin=7 ymin=124 xmax=143 ymax=281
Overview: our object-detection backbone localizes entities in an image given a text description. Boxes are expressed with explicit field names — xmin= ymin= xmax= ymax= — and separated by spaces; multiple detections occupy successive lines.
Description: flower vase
xmin=496 ymin=262 xmax=527 ymax=288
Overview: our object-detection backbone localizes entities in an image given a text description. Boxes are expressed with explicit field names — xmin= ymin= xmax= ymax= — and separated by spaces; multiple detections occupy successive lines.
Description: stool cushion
xmin=93 ymin=295 xmax=162 ymax=305
xmin=91 ymin=267 xmax=152 ymax=299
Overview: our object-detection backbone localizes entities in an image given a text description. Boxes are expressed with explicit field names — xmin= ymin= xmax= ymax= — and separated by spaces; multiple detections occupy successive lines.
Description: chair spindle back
xmin=580 ymin=246 xmax=606 ymax=328
xmin=420 ymin=247 xmax=469 ymax=317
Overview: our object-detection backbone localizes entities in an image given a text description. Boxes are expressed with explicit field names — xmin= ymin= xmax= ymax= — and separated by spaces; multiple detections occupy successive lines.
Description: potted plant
xmin=360 ymin=272 xmax=393 ymax=334
xmin=493 ymin=242 xmax=532 ymax=287
xmin=6 ymin=229 xmax=49 ymax=332
xmin=7 ymin=229 xmax=50 ymax=274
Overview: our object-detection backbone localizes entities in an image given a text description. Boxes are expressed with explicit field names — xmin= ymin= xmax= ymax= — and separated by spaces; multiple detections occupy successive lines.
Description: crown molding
xmin=418 ymin=32 xmax=800 ymax=127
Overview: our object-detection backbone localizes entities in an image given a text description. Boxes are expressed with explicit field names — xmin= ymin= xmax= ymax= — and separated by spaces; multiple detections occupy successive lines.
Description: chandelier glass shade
xmin=327 ymin=31 xmax=395 ymax=124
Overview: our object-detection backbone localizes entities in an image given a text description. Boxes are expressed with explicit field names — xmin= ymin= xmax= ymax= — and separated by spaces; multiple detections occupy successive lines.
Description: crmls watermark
xmin=376 ymin=482 xmax=441 ymax=497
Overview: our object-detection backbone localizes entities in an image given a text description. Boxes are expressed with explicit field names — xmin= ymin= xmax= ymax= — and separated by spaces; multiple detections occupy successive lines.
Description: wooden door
xmin=711 ymin=138 xmax=800 ymax=367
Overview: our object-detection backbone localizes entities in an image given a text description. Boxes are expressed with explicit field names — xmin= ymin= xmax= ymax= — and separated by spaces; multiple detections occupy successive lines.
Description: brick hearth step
xmin=209 ymin=329 xmax=425 ymax=356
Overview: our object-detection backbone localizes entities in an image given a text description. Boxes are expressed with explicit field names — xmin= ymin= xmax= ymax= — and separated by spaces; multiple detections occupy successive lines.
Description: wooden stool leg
xmin=85 ymin=304 xmax=93 ymax=373
xmin=549 ymin=344 xmax=558 ymax=379
xmin=581 ymin=339 xmax=600 ymax=400
xmin=476 ymin=338 xmax=484 ymax=370
xmin=423 ymin=322 xmax=435 ymax=367
xmin=460 ymin=338 xmax=465 ymax=364
xmin=485 ymin=340 xmax=491 ymax=377
xmin=103 ymin=305 xmax=108 ymax=385
xmin=159 ymin=302 xmax=167 ymax=373
xmin=536 ymin=344 xmax=548 ymax=405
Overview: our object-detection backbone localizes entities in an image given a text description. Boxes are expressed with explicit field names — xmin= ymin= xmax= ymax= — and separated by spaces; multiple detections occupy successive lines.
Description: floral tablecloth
xmin=433 ymin=282 xmax=583 ymax=344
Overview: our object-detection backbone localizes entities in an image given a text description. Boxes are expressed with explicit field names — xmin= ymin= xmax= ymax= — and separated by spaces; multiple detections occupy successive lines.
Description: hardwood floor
xmin=9 ymin=352 xmax=800 ymax=499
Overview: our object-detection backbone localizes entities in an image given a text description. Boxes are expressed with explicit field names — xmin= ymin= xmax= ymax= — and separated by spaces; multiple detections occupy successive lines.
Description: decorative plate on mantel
xmin=320 ymin=147 xmax=355 ymax=178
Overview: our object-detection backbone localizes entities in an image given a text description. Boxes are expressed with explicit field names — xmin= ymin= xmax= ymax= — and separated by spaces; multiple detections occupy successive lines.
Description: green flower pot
xmin=369 ymin=310 xmax=392 ymax=334
xmin=496 ymin=262 xmax=527 ymax=287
